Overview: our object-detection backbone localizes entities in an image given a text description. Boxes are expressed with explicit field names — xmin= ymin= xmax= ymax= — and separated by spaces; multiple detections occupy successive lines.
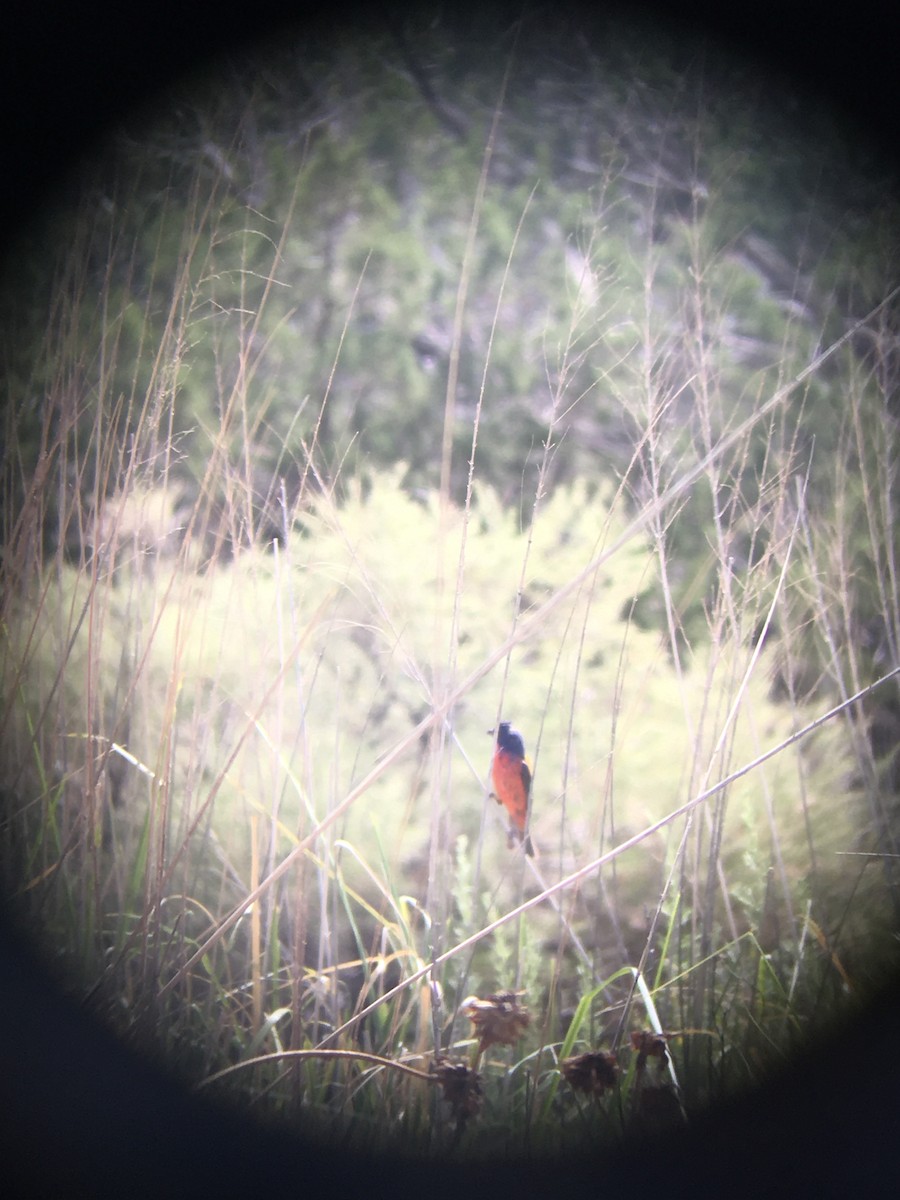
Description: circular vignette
xmin=1 ymin=1 xmax=900 ymax=1194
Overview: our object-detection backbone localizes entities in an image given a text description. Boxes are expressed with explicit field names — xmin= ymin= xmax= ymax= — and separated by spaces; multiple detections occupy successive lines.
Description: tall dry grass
xmin=1 ymin=83 xmax=899 ymax=1157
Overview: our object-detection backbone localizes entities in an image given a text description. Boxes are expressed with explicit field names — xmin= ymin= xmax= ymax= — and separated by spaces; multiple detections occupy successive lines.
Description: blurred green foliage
xmin=3 ymin=14 xmax=899 ymax=1146
xmin=2 ymin=11 xmax=896 ymax=771
xmin=4 ymin=13 xmax=895 ymax=515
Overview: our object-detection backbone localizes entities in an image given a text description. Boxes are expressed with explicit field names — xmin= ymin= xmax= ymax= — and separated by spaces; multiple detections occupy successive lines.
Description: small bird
xmin=489 ymin=721 xmax=534 ymax=856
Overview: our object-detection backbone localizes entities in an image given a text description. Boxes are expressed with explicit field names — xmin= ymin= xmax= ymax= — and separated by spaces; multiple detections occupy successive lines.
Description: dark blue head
xmin=495 ymin=721 xmax=526 ymax=758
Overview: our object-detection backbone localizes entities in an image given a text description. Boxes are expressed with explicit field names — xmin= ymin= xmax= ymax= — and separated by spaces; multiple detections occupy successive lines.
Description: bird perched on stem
xmin=489 ymin=721 xmax=534 ymax=856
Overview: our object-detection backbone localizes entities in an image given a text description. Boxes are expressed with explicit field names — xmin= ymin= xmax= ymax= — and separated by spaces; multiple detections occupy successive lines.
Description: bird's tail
xmin=508 ymin=826 xmax=535 ymax=857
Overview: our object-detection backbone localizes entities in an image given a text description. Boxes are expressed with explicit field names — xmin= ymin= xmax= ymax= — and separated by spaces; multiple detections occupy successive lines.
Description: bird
xmin=489 ymin=721 xmax=535 ymax=856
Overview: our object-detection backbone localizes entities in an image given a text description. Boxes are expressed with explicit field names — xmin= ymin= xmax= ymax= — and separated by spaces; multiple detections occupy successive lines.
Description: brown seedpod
xmin=462 ymin=991 xmax=531 ymax=1055
xmin=560 ymin=1049 xmax=620 ymax=1097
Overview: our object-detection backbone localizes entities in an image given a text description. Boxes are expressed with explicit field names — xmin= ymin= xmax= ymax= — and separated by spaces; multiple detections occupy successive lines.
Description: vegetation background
xmin=2 ymin=0 xmax=899 ymax=1173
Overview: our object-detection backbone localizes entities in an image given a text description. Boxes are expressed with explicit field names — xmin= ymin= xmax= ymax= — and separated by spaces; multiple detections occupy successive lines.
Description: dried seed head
xmin=431 ymin=1056 xmax=483 ymax=1130
xmin=462 ymin=991 xmax=531 ymax=1054
xmin=560 ymin=1050 xmax=619 ymax=1097
xmin=630 ymin=1029 xmax=669 ymax=1072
